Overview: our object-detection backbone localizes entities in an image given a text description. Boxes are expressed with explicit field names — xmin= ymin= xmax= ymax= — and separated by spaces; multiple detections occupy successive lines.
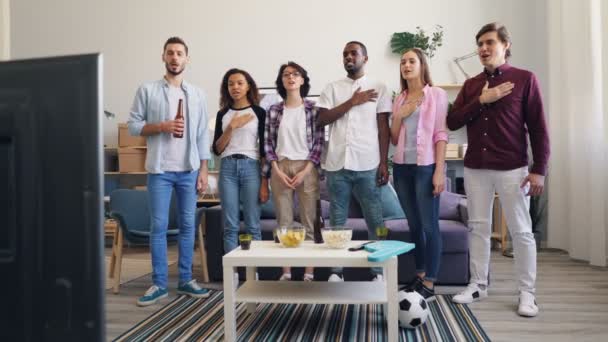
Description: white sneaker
xmin=279 ymin=273 xmax=292 ymax=281
xmin=452 ymin=283 xmax=488 ymax=304
xmin=328 ymin=274 xmax=344 ymax=282
xmin=372 ymin=274 xmax=384 ymax=282
xmin=518 ymin=291 xmax=539 ymax=317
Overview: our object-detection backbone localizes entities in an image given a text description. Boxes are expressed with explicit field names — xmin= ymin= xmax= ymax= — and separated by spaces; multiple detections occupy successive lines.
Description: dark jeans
xmin=393 ymin=163 xmax=441 ymax=281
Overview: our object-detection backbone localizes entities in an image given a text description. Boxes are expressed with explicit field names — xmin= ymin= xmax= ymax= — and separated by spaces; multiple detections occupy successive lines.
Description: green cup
xmin=375 ymin=227 xmax=389 ymax=241
xmin=239 ymin=233 xmax=253 ymax=250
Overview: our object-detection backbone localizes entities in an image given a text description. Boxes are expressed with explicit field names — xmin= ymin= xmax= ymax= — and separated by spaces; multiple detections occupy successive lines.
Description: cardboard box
xmin=446 ymin=143 xmax=459 ymax=151
xmin=446 ymin=149 xmax=460 ymax=158
xmin=118 ymin=147 xmax=146 ymax=172
xmin=459 ymin=144 xmax=468 ymax=158
xmin=446 ymin=143 xmax=459 ymax=158
xmin=118 ymin=123 xmax=147 ymax=147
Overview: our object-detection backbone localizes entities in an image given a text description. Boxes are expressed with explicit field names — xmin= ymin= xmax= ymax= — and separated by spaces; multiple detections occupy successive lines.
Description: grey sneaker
xmin=137 ymin=285 xmax=168 ymax=307
xmin=177 ymin=279 xmax=210 ymax=298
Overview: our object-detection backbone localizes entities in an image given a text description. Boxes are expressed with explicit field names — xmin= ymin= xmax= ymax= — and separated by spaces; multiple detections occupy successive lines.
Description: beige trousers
xmin=270 ymin=159 xmax=319 ymax=241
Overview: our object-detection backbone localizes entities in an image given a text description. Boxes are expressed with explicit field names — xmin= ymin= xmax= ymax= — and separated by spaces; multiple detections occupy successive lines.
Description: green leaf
xmin=390 ymin=25 xmax=444 ymax=58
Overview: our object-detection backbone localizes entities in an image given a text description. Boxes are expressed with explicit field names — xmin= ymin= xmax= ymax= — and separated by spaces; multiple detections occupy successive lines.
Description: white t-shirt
xmin=220 ymin=107 xmax=259 ymax=159
xmin=316 ymin=75 xmax=392 ymax=172
xmin=276 ymin=105 xmax=309 ymax=161
xmin=162 ymin=85 xmax=189 ymax=172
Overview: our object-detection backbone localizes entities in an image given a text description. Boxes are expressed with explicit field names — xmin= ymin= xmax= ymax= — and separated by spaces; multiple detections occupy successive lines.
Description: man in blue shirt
xmin=128 ymin=37 xmax=211 ymax=306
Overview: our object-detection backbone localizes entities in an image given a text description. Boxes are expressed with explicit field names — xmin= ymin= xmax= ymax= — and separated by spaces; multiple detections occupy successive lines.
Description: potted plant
xmin=390 ymin=25 xmax=444 ymax=58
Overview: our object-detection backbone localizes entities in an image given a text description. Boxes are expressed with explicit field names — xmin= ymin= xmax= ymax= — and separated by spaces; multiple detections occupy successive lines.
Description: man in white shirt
xmin=317 ymin=41 xmax=392 ymax=282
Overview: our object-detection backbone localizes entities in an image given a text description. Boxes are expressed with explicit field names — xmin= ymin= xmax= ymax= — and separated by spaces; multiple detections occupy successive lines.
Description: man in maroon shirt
xmin=447 ymin=23 xmax=550 ymax=317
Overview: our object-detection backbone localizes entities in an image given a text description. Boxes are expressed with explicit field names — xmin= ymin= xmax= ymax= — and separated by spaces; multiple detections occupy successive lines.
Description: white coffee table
xmin=222 ymin=241 xmax=399 ymax=342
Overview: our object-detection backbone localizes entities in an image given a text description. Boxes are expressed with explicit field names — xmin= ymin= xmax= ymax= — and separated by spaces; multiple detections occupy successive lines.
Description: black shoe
xmin=400 ymin=276 xmax=423 ymax=292
xmin=416 ymin=284 xmax=436 ymax=302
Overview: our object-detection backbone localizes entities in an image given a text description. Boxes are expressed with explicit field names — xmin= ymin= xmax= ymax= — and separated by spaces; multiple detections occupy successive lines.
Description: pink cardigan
xmin=392 ymin=85 xmax=448 ymax=165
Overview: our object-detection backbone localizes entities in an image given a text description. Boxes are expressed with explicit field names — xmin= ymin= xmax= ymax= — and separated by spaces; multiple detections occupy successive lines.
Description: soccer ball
xmin=398 ymin=290 xmax=430 ymax=329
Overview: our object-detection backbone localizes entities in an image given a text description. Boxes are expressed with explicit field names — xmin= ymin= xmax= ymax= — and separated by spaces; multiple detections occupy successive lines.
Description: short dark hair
xmin=476 ymin=22 xmax=511 ymax=59
xmin=163 ymin=37 xmax=188 ymax=55
xmin=219 ymin=68 xmax=260 ymax=111
xmin=275 ymin=61 xmax=311 ymax=99
xmin=345 ymin=41 xmax=367 ymax=56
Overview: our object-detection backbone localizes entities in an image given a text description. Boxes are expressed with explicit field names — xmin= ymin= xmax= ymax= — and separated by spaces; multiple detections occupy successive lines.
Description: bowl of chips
xmin=275 ymin=226 xmax=306 ymax=248
xmin=321 ymin=226 xmax=353 ymax=249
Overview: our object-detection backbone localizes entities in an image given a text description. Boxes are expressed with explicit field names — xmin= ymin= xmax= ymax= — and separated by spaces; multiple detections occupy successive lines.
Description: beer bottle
xmin=313 ymin=198 xmax=324 ymax=243
xmin=173 ymin=98 xmax=184 ymax=138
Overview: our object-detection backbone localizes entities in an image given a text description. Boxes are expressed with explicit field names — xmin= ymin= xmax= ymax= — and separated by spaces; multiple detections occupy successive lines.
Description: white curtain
xmin=546 ymin=0 xmax=607 ymax=266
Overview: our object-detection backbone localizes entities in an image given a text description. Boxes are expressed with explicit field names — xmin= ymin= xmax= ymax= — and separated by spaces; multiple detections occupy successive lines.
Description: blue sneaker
xmin=177 ymin=279 xmax=210 ymax=298
xmin=137 ymin=285 xmax=168 ymax=307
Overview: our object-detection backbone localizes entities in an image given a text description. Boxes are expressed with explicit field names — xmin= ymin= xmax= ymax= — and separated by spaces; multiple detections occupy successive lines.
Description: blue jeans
xmin=327 ymin=168 xmax=384 ymax=275
xmin=147 ymin=171 xmax=198 ymax=289
xmin=393 ymin=164 xmax=441 ymax=281
xmin=219 ymin=156 xmax=262 ymax=253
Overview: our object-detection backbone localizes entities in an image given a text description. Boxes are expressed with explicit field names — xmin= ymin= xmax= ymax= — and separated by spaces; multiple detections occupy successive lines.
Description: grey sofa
xmin=203 ymin=181 xmax=469 ymax=285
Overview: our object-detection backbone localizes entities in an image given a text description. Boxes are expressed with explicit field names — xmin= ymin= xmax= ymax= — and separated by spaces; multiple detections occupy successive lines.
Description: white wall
xmin=603 ymin=0 xmax=608 ymax=262
xmin=11 ymin=0 xmax=547 ymax=146
xmin=0 ymin=0 xmax=9 ymax=60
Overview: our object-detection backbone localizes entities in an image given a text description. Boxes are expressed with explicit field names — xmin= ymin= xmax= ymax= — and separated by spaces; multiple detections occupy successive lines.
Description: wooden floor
xmin=105 ymin=248 xmax=608 ymax=341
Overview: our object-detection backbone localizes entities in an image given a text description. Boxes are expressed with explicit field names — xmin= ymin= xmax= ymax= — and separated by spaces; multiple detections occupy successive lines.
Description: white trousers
xmin=464 ymin=167 xmax=536 ymax=294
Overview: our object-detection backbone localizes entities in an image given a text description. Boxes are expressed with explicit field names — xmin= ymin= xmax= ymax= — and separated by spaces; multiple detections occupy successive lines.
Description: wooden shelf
xmin=437 ymin=84 xmax=463 ymax=90
xmin=446 ymin=157 xmax=464 ymax=161
xmin=105 ymin=146 xmax=147 ymax=149
xmin=119 ymin=146 xmax=147 ymax=149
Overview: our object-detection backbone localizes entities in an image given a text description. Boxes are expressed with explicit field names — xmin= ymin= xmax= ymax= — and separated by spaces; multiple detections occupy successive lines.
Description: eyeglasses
xmin=282 ymin=71 xmax=301 ymax=78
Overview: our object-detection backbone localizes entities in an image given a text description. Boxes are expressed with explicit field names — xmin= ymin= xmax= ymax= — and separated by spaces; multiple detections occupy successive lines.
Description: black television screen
xmin=0 ymin=54 xmax=104 ymax=341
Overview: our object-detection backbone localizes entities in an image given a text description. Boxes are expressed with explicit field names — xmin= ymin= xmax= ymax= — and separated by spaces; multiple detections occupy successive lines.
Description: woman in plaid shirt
xmin=263 ymin=62 xmax=324 ymax=281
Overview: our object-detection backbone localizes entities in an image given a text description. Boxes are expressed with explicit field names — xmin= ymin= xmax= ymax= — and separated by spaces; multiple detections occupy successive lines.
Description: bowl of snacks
xmin=275 ymin=226 xmax=306 ymax=248
xmin=321 ymin=226 xmax=353 ymax=249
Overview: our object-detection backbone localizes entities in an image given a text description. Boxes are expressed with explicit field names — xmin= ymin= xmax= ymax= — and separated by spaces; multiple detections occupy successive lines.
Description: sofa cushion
xmin=346 ymin=218 xmax=468 ymax=253
xmin=439 ymin=191 xmax=464 ymax=221
xmin=320 ymin=200 xmax=330 ymax=219
xmin=382 ymin=184 xmax=406 ymax=220
xmin=260 ymin=197 xmax=276 ymax=219
xmin=348 ymin=183 xmax=405 ymax=220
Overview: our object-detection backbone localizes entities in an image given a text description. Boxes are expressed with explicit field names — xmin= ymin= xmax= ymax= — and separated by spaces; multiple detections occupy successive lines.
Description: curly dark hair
xmin=275 ymin=61 xmax=311 ymax=99
xmin=219 ymin=68 xmax=260 ymax=110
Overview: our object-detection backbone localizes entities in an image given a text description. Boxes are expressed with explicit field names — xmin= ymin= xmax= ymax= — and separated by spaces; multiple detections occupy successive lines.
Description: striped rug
xmin=114 ymin=292 xmax=490 ymax=341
